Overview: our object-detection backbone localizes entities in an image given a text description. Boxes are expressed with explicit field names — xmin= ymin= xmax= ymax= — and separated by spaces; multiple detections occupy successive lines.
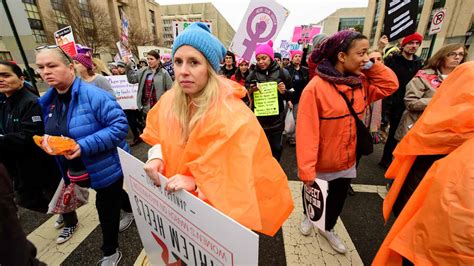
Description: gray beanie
xmin=312 ymin=34 xmax=328 ymax=48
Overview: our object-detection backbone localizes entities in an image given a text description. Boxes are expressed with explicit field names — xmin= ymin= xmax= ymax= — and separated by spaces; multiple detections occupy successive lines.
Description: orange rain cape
xmin=373 ymin=137 xmax=474 ymax=265
xmin=141 ymin=78 xmax=294 ymax=237
xmin=373 ymin=61 xmax=474 ymax=265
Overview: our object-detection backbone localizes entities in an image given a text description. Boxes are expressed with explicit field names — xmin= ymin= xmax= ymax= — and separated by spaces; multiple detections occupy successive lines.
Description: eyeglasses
xmin=447 ymin=52 xmax=465 ymax=58
xmin=35 ymin=45 xmax=72 ymax=63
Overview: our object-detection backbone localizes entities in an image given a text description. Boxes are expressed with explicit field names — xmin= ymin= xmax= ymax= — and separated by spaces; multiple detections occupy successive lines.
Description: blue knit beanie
xmin=172 ymin=22 xmax=226 ymax=72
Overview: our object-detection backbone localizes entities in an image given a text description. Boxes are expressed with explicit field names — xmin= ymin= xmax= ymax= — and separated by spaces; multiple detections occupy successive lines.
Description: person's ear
xmin=337 ymin=52 xmax=346 ymax=63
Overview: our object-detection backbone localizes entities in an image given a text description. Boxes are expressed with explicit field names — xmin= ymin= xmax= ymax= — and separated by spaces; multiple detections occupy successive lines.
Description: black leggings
xmin=124 ymin=110 xmax=144 ymax=140
xmin=95 ymin=177 xmax=132 ymax=256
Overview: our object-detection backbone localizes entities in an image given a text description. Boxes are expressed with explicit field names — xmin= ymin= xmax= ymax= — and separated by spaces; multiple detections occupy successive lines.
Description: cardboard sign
xmin=229 ymin=0 xmax=289 ymax=61
xmin=172 ymin=20 xmax=213 ymax=40
xmin=54 ymin=26 xmax=77 ymax=57
xmin=428 ymin=8 xmax=446 ymax=35
xmin=303 ymin=179 xmax=328 ymax=231
xmin=254 ymin=82 xmax=279 ymax=116
xmin=104 ymin=75 xmax=138 ymax=110
xmin=291 ymin=25 xmax=322 ymax=43
xmin=117 ymin=149 xmax=259 ymax=266
xmin=116 ymin=41 xmax=132 ymax=58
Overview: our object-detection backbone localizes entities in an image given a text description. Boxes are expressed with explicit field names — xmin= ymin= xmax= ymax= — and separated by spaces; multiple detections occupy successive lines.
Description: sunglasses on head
xmin=35 ymin=45 xmax=72 ymax=63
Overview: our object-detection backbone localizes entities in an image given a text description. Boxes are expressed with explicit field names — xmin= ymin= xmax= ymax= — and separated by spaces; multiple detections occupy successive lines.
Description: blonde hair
xmin=92 ymin=57 xmax=112 ymax=76
xmin=169 ymin=62 xmax=232 ymax=142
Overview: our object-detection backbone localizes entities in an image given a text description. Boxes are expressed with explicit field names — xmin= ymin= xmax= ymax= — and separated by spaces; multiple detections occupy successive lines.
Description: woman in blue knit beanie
xmin=141 ymin=22 xmax=294 ymax=238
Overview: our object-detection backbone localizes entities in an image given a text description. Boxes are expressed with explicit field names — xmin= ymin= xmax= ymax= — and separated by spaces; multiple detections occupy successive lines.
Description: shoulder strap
xmin=331 ymin=83 xmax=359 ymax=120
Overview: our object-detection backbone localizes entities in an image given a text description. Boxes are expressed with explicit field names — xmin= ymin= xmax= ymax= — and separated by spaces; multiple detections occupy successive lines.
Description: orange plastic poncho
xmin=141 ymin=78 xmax=294 ymax=236
xmin=373 ymin=137 xmax=474 ymax=265
xmin=373 ymin=61 xmax=474 ymax=265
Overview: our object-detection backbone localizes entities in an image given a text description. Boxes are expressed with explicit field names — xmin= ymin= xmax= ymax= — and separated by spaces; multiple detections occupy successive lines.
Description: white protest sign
xmin=104 ymin=75 xmax=138 ymax=110
xmin=117 ymin=149 xmax=259 ymax=266
xmin=303 ymin=179 xmax=328 ymax=231
xmin=428 ymin=8 xmax=446 ymax=35
xmin=54 ymin=26 xmax=77 ymax=57
xmin=229 ymin=0 xmax=289 ymax=61
xmin=172 ymin=20 xmax=213 ymax=40
xmin=279 ymin=40 xmax=301 ymax=59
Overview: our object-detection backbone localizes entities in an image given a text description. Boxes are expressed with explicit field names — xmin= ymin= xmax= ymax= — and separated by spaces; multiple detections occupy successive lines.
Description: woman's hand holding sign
xmin=144 ymin=158 xmax=165 ymax=186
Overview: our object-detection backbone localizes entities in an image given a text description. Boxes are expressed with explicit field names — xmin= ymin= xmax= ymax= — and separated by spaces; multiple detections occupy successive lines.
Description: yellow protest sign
xmin=253 ymin=82 xmax=279 ymax=116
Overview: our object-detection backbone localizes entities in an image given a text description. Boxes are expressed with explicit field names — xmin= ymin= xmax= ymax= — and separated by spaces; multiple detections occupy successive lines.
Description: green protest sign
xmin=253 ymin=82 xmax=279 ymax=116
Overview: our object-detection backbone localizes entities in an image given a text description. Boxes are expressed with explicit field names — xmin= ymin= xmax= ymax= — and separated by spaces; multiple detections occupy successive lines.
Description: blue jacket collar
xmin=39 ymin=77 xmax=81 ymax=117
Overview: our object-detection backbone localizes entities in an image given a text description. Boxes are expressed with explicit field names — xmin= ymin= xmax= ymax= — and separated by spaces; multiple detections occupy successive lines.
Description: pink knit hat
xmin=290 ymin=50 xmax=303 ymax=59
xmin=255 ymin=40 xmax=274 ymax=60
xmin=237 ymin=57 xmax=249 ymax=66
xmin=72 ymin=53 xmax=93 ymax=70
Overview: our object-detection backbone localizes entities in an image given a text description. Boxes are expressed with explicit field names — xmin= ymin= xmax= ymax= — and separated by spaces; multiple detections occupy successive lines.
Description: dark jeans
xmin=325 ymin=178 xmax=352 ymax=231
xmin=124 ymin=110 xmax=144 ymax=140
xmin=95 ymin=177 xmax=132 ymax=256
xmin=264 ymin=131 xmax=283 ymax=161
xmin=381 ymin=113 xmax=402 ymax=164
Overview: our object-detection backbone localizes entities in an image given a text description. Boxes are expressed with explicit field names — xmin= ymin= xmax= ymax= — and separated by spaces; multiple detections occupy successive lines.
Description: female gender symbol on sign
xmin=242 ymin=6 xmax=278 ymax=60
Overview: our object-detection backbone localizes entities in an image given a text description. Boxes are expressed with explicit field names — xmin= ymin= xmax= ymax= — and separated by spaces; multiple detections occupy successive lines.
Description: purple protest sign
xmin=229 ymin=0 xmax=289 ymax=62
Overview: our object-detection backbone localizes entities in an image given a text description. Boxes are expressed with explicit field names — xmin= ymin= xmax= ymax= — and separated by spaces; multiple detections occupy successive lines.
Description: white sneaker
xmin=56 ymin=224 xmax=77 ymax=244
xmin=318 ymin=228 xmax=347 ymax=254
xmin=299 ymin=216 xmax=313 ymax=236
xmin=119 ymin=212 xmax=134 ymax=232
xmin=97 ymin=250 xmax=122 ymax=266
xmin=54 ymin=215 xmax=64 ymax=229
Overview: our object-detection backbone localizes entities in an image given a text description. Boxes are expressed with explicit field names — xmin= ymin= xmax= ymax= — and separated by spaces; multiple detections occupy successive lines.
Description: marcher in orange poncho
xmin=141 ymin=22 xmax=294 ymax=237
xmin=373 ymin=61 xmax=474 ymax=265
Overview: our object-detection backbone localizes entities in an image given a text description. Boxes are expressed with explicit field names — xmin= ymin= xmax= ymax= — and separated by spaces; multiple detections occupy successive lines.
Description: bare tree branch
xmin=45 ymin=1 xmax=115 ymax=54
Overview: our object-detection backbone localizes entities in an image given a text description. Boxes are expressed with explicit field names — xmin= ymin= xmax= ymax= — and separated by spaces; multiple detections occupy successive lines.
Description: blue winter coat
xmin=39 ymin=77 xmax=130 ymax=189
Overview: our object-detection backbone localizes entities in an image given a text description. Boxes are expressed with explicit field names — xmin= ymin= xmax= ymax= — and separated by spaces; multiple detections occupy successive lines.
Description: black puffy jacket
xmin=245 ymin=61 xmax=293 ymax=133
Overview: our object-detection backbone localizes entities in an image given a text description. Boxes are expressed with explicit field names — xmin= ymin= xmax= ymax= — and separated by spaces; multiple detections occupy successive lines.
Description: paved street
xmin=20 ymin=135 xmax=395 ymax=265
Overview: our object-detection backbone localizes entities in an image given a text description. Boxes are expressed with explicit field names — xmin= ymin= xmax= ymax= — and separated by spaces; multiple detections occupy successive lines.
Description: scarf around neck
xmin=316 ymin=59 xmax=362 ymax=86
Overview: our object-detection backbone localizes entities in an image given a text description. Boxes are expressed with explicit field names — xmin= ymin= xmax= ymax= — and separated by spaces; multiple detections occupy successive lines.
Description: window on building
xmin=22 ymin=0 xmax=47 ymax=43
xmin=79 ymin=0 xmax=92 ymax=20
xmin=50 ymin=0 xmax=64 ymax=11
xmin=32 ymin=29 xmax=47 ymax=43
xmin=338 ymin=17 xmax=365 ymax=32
xmin=0 ymin=51 xmax=13 ymax=61
xmin=150 ymin=10 xmax=156 ymax=35
xmin=420 ymin=47 xmax=429 ymax=60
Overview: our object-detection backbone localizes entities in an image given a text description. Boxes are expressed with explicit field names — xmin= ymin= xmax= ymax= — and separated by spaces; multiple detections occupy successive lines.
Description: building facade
xmin=1 ymin=0 xmax=165 ymax=65
xmin=160 ymin=3 xmax=235 ymax=48
xmin=315 ymin=8 xmax=367 ymax=36
xmin=364 ymin=0 xmax=474 ymax=60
